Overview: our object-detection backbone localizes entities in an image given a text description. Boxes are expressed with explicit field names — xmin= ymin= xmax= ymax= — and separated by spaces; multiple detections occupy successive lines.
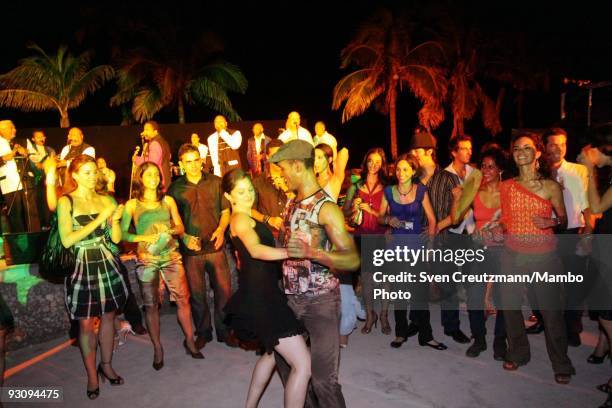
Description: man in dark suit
xmin=246 ymin=122 xmax=271 ymax=177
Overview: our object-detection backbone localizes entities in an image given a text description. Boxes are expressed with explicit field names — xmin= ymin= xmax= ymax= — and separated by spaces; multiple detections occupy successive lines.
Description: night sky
xmin=2 ymin=0 xmax=611 ymax=165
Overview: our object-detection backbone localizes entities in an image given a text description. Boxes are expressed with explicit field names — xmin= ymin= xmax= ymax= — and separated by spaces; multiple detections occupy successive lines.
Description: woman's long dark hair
xmin=509 ymin=132 xmax=550 ymax=178
xmin=479 ymin=143 xmax=510 ymax=181
xmin=394 ymin=154 xmax=420 ymax=184
xmin=222 ymin=168 xmax=251 ymax=195
xmin=132 ymin=162 xmax=164 ymax=201
xmin=315 ymin=143 xmax=334 ymax=176
xmin=358 ymin=147 xmax=388 ymax=187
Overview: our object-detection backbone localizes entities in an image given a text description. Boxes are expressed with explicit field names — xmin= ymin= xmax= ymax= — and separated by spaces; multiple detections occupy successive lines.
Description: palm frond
xmin=334 ymin=74 xmax=384 ymax=122
xmin=189 ymin=77 xmax=241 ymax=121
xmin=340 ymin=43 xmax=381 ymax=69
xmin=68 ymin=64 xmax=115 ymax=108
xmin=197 ymin=62 xmax=248 ymax=94
xmin=132 ymin=87 xmax=164 ymax=123
xmin=0 ymin=89 xmax=59 ymax=111
xmin=332 ymin=68 xmax=376 ymax=110
xmin=110 ymin=70 xmax=140 ymax=106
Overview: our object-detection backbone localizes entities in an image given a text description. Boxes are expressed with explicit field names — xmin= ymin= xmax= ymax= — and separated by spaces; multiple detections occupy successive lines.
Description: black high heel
xmin=587 ymin=352 xmax=610 ymax=364
xmin=183 ymin=340 xmax=205 ymax=359
xmin=86 ymin=387 xmax=99 ymax=400
xmin=97 ymin=362 xmax=124 ymax=385
xmin=152 ymin=347 xmax=164 ymax=371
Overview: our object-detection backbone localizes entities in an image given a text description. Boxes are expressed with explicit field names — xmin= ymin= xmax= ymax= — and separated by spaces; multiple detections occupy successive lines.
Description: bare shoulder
xmin=163 ymin=195 xmax=177 ymax=207
xmin=57 ymin=195 xmax=72 ymax=209
xmin=231 ymin=212 xmax=254 ymax=233
xmin=543 ymin=178 xmax=562 ymax=192
xmin=124 ymin=198 xmax=137 ymax=212
xmin=101 ymin=194 xmax=117 ymax=206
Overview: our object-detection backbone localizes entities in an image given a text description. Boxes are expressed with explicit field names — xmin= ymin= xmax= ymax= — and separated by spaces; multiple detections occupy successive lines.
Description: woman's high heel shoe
xmin=380 ymin=311 xmax=391 ymax=335
xmin=86 ymin=387 xmax=99 ymax=400
xmin=97 ymin=362 xmax=124 ymax=385
xmin=361 ymin=312 xmax=378 ymax=334
xmin=587 ymin=351 xmax=610 ymax=364
xmin=152 ymin=347 xmax=164 ymax=371
xmin=183 ymin=340 xmax=205 ymax=359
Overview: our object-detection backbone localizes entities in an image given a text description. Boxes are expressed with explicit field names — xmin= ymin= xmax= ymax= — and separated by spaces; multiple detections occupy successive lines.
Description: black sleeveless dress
xmin=224 ymin=219 xmax=304 ymax=353
xmin=593 ymin=176 xmax=612 ymax=321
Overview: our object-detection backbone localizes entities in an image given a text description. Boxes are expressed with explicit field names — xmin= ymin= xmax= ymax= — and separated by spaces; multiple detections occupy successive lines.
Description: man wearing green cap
xmin=270 ymin=140 xmax=360 ymax=407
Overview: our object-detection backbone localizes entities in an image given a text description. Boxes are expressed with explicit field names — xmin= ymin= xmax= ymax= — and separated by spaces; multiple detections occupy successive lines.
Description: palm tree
xmin=485 ymin=33 xmax=550 ymax=128
xmin=111 ymin=28 xmax=247 ymax=124
xmin=436 ymin=15 xmax=501 ymax=138
xmin=0 ymin=44 xmax=114 ymax=128
xmin=332 ymin=10 xmax=447 ymax=159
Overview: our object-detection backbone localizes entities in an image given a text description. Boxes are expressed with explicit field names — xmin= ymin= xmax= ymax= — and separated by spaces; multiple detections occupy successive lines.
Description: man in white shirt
xmin=542 ymin=127 xmax=593 ymax=347
xmin=313 ymin=121 xmax=337 ymax=160
xmin=207 ymin=115 xmax=242 ymax=177
xmin=58 ymin=127 xmax=96 ymax=168
xmin=191 ymin=133 xmax=210 ymax=172
xmin=278 ymin=111 xmax=314 ymax=145
xmin=26 ymin=130 xmax=55 ymax=167
xmin=27 ymin=130 xmax=55 ymax=229
xmin=0 ymin=120 xmax=28 ymax=232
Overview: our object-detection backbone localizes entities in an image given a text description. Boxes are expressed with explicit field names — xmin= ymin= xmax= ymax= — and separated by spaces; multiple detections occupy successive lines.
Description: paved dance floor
xmin=4 ymin=307 xmax=606 ymax=407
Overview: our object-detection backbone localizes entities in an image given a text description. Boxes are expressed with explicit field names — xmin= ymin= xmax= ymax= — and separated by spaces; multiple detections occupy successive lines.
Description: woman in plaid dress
xmin=57 ymin=154 xmax=128 ymax=399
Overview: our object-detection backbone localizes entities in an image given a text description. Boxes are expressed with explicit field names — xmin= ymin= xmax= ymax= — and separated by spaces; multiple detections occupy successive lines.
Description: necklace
xmin=397 ymin=183 xmax=414 ymax=197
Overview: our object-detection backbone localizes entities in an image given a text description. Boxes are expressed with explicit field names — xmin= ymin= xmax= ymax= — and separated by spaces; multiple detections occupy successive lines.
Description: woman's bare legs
xmin=175 ymin=298 xmax=197 ymax=352
xmin=78 ymin=318 xmax=99 ymax=391
xmin=245 ymin=353 xmax=276 ymax=408
xmin=274 ymin=335 xmax=310 ymax=408
xmin=245 ymin=335 xmax=311 ymax=408
xmin=593 ymin=324 xmax=610 ymax=357
xmin=144 ymin=305 xmax=163 ymax=364
xmin=0 ymin=329 xmax=7 ymax=388
xmin=361 ymin=272 xmax=377 ymax=333
xmin=98 ymin=311 xmax=121 ymax=379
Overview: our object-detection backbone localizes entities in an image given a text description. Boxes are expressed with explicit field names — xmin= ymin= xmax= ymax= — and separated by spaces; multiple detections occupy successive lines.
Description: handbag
xmin=40 ymin=196 xmax=76 ymax=279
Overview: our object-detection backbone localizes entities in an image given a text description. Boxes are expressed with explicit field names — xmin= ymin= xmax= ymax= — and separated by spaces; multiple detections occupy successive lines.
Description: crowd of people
xmin=0 ymin=112 xmax=610 ymax=407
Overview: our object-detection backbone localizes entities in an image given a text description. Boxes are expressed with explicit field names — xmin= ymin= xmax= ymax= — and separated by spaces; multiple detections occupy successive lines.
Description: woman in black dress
xmin=578 ymin=133 xmax=612 ymax=408
xmin=222 ymin=169 xmax=310 ymax=408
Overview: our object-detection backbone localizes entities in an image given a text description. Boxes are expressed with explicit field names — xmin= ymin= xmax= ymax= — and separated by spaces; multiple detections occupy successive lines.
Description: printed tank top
xmin=280 ymin=189 xmax=337 ymax=296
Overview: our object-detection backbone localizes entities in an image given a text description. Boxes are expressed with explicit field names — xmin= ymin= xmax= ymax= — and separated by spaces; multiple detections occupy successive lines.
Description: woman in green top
xmin=121 ymin=162 xmax=203 ymax=371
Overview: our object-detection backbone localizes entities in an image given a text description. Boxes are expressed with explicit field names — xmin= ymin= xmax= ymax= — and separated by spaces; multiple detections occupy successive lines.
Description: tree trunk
xmin=451 ymin=114 xmax=463 ymax=139
xmin=178 ymin=97 xmax=185 ymax=124
xmin=496 ymin=87 xmax=506 ymax=115
xmin=389 ymin=96 xmax=398 ymax=160
xmin=59 ymin=109 xmax=70 ymax=128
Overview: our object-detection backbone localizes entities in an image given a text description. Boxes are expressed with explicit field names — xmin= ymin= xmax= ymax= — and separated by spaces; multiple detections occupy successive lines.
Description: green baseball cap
xmin=269 ymin=140 xmax=314 ymax=163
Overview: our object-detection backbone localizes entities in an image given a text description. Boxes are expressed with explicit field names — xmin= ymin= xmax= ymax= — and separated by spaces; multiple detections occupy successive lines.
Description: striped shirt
xmin=428 ymin=164 xmax=475 ymax=234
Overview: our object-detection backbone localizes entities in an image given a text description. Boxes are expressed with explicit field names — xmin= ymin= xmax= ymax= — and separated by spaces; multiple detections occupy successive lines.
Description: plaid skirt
xmin=64 ymin=237 xmax=129 ymax=320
